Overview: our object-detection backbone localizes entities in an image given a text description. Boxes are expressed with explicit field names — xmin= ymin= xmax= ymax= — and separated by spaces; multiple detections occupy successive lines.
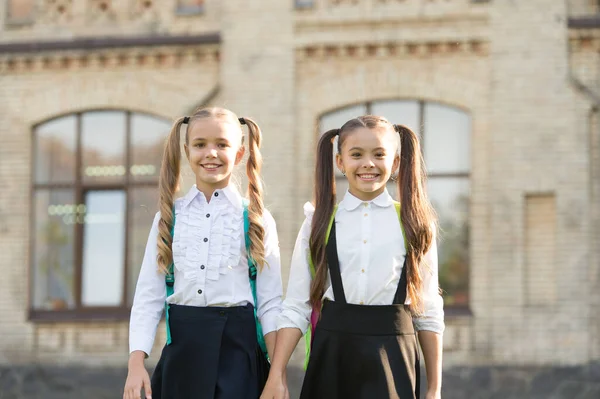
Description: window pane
xmin=32 ymin=189 xmax=76 ymax=310
xmin=130 ymin=114 xmax=171 ymax=182
xmin=423 ymin=103 xmax=471 ymax=175
xmin=127 ymin=186 xmax=159 ymax=306
xmin=177 ymin=0 xmax=204 ymax=11
xmin=371 ymin=100 xmax=420 ymax=134
xmin=35 ymin=116 xmax=77 ymax=184
xmin=81 ymin=112 xmax=126 ymax=183
xmin=428 ymin=177 xmax=470 ymax=306
xmin=319 ymin=104 xmax=368 ymax=133
xmin=81 ymin=190 xmax=126 ymax=307
xmin=8 ymin=0 xmax=35 ymax=20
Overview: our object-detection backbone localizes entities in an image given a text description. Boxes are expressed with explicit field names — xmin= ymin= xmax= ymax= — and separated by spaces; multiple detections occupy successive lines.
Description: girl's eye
xmin=195 ymin=143 xmax=205 ymax=148
xmin=351 ymin=153 xmax=361 ymax=157
xmin=218 ymin=143 xmax=229 ymax=148
xmin=376 ymin=153 xmax=385 ymax=158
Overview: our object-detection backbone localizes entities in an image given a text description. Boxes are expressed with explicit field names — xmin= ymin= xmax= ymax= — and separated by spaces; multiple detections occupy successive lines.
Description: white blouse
xmin=277 ymin=189 xmax=445 ymax=335
xmin=129 ymin=185 xmax=283 ymax=356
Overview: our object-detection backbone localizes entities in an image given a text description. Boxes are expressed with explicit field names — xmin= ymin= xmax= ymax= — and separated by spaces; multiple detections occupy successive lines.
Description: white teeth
xmin=359 ymin=174 xmax=377 ymax=178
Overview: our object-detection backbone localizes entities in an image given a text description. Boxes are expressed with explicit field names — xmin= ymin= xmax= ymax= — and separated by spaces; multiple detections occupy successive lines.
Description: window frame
xmin=318 ymin=100 xmax=471 ymax=315
xmin=29 ymin=110 xmax=167 ymax=322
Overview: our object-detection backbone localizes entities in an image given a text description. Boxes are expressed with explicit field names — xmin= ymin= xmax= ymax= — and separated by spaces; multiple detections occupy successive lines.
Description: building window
xmin=176 ymin=0 xmax=204 ymax=15
xmin=6 ymin=0 xmax=35 ymax=23
xmin=31 ymin=111 xmax=171 ymax=319
xmin=295 ymin=0 xmax=315 ymax=9
xmin=319 ymin=100 xmax=471 ymax=307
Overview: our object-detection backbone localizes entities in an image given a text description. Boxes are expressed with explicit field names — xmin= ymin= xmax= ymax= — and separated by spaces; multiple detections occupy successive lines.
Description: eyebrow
xmin=190 ymin=137 xmax=231 ymax=142
xmin=347 ymin=146 xmax=387 ymax=152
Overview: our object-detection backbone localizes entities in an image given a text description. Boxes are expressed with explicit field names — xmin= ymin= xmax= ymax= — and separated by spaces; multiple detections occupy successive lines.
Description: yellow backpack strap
xmin=308 ymin=205 xmax=338 ymax=279
xmin=394 ymin=201 xmax=408 ymax=251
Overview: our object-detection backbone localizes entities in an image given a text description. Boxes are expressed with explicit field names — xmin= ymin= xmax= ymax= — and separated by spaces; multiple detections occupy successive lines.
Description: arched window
xmin=319 ymin=100 xmax=471 ymax=307
xmin=31 ymin=111 xmax=171 ymax=319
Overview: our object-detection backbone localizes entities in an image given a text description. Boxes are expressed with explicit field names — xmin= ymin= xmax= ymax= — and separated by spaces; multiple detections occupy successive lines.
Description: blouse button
xmin=203 ymin=238 xmax=208 ymax=243
xmin=364 ymin=213 xmax=368 ymax=217
xmin=359 ymin=301 xmax=364 ymax=305
xmin=363 ymin=203 xmax=368 ymax=208
xmin=200 ymin=265 xmax=205 ymax=270
xmin=214 ymin=192 xmax=219 ymax=197
xmin=361 ymin=269 xmax=365 ymax=273
xmin=363 ymin=240 xmax=367 ymax=244
xmin=206 ymin=213 xmax=210 ymax=218
xmin=197 ymin=289 xmax=203 ymax=295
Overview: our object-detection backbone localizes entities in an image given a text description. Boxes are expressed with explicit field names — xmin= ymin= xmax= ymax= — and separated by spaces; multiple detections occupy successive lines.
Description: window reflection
xmin=35 ymin=116 xmax=77 ymax=184
xmin=33 ymin=190 xmax=76 ymax=310
xmin=81 ymin=112 xmax=126 ymax=183
xmin=131 ymin=114 xmax=171 ymax=182
xmin=127 ymin=186 xmax=159 ymax=306
xmin=424 ymin=103 xmax=471 ymax=175
xmin=81 ymin=191 xmax=126 ymax=307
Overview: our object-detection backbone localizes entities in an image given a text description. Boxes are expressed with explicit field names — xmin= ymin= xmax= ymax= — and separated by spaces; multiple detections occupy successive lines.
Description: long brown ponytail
xmin=242 ymin=117 xmax=267 ymax=270
xmin=309 ymin=128 xmax=340 ymax=307
xmin=157 ymin=116 xmax=186 ymax=274
xmin=394 ymin=124 xmax=436 ymax=314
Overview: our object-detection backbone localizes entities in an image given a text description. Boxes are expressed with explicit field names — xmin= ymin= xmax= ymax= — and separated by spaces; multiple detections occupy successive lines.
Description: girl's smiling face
xmin=336 ymin=126 xmax=399 ymax=201
xmin=184 ymin=117 xmax=245 ymax=193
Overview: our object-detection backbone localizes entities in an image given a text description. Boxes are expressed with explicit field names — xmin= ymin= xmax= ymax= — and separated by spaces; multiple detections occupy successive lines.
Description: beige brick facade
xmin=0 ymin=0 xmax=598 ymax=369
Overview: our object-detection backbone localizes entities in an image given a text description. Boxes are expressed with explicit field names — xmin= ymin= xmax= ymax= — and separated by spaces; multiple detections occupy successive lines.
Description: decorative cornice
xmin=0 ymin=44 xmax=220 ymax=74
xmin=296 ymin=39 xmax=489 ymax=60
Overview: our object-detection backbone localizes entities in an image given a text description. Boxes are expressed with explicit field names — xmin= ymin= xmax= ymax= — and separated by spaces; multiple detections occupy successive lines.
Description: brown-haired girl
xmin=124 ymin=108 xmax=282 ymax=399
xmin=261 ymin=116 xmax=444 ymax=399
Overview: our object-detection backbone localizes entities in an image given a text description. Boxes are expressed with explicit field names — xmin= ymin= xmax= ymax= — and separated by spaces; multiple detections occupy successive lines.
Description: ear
xmin=234 ymin=145 xmax=246 ymax=165
xmin=335 ymin=152 xmax=345 ymax=174
xmin=184 ymin=143 xmax=190 ymax=162
xmin=392 ymin=153 xmax=400 ymax=173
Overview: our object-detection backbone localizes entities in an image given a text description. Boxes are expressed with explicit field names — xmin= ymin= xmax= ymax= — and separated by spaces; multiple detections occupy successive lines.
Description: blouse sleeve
xmin=276 ymin=202 xmax=314 ymax=334
xmin=412 ymin=227 xmax=445 ymax=334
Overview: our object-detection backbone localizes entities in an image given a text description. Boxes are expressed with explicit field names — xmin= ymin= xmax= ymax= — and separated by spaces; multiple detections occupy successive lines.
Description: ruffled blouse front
xmin=129 ymin=184 xmax=283 ymax=356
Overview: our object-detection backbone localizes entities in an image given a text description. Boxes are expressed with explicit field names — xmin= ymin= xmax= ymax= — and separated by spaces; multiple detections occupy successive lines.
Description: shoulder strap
xmin=243 ymin=199 xmax=269 ymax=358
xmin=393 ymin=201 xmax=408 ymax=251
xmin=307 ymin=205 xmax=338 ymax=279
xmin=165 ymin=209 xmax=176 ymax=345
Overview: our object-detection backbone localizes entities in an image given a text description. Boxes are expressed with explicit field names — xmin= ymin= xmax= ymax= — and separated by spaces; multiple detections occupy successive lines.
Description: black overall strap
xmin=326 ymin=220 xmax=347 ymax=304
xmin=392 ymin=258 xmax=409 ymax=305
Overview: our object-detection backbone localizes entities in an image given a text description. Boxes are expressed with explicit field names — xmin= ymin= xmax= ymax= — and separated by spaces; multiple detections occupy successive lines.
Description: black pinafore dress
xmin=300 ymin=221 xmax=421 ymax=399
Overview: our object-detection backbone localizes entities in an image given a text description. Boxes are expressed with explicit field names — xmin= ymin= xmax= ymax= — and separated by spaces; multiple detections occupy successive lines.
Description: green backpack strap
xmin=304 ymin=205 xmax=338 ymax=369
xmin=165 ymin=209 xmax=176 ymax=345
xmin=394 ymin=201 xmax=408 ymax=250
xmin=243 ymin=199 xmax=269 ymax=359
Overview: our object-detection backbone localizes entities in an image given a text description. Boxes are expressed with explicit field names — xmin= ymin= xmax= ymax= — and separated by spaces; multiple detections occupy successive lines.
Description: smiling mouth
xmin=201 ymin=164 xmax=222 ymax=171
xmin=357 ymin=173 xmax=379 ymax=181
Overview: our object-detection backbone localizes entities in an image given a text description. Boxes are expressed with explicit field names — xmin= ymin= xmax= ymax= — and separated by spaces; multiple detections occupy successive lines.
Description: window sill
xmin=29 ymin=308 xmax=131 ymax=323
xmin=4 ymin=17 xmax=35 ymax=28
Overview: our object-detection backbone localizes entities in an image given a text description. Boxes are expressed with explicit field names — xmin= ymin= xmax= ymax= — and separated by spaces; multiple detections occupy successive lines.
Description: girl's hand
xmin=425 ymin=389 xmax=441 ymax=399
xmin=123 ymin=357 xmax=152 ymax=399
xmin=260 ymin=373 xmax=289 ymax=399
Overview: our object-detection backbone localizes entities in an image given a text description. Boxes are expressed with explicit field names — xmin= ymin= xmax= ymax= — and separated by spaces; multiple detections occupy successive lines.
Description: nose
xmin=362 ymin=158 xmax=375 ymax=169
xmin=206 ymin=147 xmax=218 ymax=158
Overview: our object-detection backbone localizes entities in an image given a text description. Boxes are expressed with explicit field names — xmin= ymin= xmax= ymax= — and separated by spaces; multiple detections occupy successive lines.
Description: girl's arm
xmin=129 ymin=212 xmax=167 ymax=357
xmin=413 ymin=227 xmax=445 ymax=397
xmin=125 ymin=213 xmax=167 ymax=399
xmin=418 ymin=331 xmax=443 ymax=396
xmin=261 ymin=206 xmax=315 ymax=398
xmin=256 ymin=210 xmax=284 ymax=359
